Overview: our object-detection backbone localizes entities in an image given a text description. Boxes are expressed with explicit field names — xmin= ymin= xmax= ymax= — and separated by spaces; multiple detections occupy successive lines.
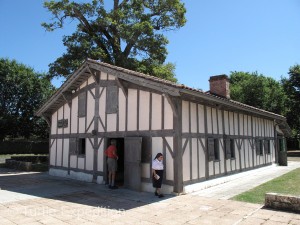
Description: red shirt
xmin=105 ymin=145 xmax=117 ymax=159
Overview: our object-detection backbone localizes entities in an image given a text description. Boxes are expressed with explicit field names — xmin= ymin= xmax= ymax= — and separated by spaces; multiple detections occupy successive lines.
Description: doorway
xmin=107 ymin=138 xmax=124 ymax=187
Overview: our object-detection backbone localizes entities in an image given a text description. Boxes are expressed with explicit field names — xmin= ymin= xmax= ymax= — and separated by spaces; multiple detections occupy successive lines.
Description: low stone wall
xmin=5 ymin=159 xmax=32 ymax=171
xmin=265 ymin=193 xmax=300 ymax=213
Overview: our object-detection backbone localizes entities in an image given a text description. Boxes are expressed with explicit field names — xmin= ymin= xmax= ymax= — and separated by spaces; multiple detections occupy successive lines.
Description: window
xmin=208 ymin=138 xmax=219 ymax=161
xmin=225 ymin=138 xmax=235 ymax=159
xmin=78 ymin=138 xmax=86 ymax=155
xmin=230 ymin=139 xmax=235 ymax=158
xmin=256 ymin=139 xmax=263 ymax=156
xmin=264 ymin=140 xmax=270 ymax=154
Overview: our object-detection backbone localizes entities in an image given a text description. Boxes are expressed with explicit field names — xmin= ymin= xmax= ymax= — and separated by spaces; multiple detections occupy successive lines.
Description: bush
xmin=0 ymin=140 xmax=48 ymax=154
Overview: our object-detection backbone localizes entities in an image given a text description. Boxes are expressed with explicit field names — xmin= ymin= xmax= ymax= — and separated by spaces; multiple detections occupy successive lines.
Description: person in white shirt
xmin=152 ymin=153 xmax=164 ymax=198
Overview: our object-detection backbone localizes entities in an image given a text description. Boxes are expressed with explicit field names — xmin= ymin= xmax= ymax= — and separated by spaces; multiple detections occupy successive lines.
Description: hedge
xmin=0 ymin=140 xmax=49 ymax=154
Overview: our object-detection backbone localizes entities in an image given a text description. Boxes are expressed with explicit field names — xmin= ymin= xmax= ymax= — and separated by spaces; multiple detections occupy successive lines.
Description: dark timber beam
xmin=116 ymin=77 xmax=128 ymax=97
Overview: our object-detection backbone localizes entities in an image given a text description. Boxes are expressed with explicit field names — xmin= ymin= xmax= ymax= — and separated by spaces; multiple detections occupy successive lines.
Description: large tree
xmin=229 ymin=71 xmax=288 ymax=115
xmin=281 ymin=65 xmax=300 ymax=137
xmin=42 ymin=0 xmax=186 ymax=82
xmin=0 ymin=58 xmax=55 ymax=140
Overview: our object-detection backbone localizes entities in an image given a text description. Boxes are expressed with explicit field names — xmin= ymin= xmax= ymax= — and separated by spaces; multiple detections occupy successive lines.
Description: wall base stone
xmin=265 ymin=193 xmax=300 ymax=213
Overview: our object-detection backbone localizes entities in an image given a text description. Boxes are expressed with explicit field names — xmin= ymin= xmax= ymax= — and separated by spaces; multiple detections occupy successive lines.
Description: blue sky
xmin=1 ymin=0 xmax=299 ymax=91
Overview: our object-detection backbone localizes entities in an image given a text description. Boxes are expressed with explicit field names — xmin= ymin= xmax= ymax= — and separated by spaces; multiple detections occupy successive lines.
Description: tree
xmin=229 ymin=71 xmax=288 ymax=115
xmin=0 ymin=58 xmax=55 ymax=140
xmin=42 ymin=0 xmax=186 ymax=82
xmin=281 ymin=65 xmax=300 ymax=137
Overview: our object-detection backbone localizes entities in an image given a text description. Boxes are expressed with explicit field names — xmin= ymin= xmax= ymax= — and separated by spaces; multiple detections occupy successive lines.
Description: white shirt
xmin=152 ymin=159 xmax=164 ymax=170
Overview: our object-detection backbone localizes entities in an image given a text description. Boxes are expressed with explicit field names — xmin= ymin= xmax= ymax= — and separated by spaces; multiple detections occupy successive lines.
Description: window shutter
xmin=106 ymin=86 xmax=118 ymax=114
xmin=78 ymin=92 xmax=87 ymax=117
xmin=208 ymin=138 xmax=215 ymax=161
xmin=225 ymin=139 xmax=231 ymax=159
xmin=255 ymin=139 xmax=260 ymax=155
xmin=69 ymin=138 xmax=77 ymax=154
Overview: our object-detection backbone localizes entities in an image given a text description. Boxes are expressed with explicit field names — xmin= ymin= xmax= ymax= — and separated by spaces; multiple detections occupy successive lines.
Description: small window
xmin=78 ymin=138 xmax=86 ymax=155
xmin=259 ymin=140 xmax=263 ymax=155
xmin=230 ymin=139 xmax=235 ymax=158
xmin=264 ymin=140 xmax=270 ymax=154
xmin=214 ymin=139 xmax=220 ymax=160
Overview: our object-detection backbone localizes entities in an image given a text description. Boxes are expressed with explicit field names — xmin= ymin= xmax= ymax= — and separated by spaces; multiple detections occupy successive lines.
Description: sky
xmin=0 ymin=0 xmax=300 ymax=91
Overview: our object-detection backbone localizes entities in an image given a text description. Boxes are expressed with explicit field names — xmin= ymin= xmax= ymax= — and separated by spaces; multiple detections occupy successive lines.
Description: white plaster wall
xmin=97 ymin=139 xmax=104 ymax=172
xmin=234 ymin=113 xmax=238 ymax=135
xmin=248 ymin=116 xmax=252 ymax=136
xmin=198 ymin=138 xmax=206 ymax=179
xmin=78 ymin=117 xmax=85 ymax=133
xmin=86 ymin=139 xmax=93 ymax=171
xmin=80 ymin=81 xmax=87 ymax=89
xmin=139 ymin=90 xmax=150 ymax=131
xmin=101 ymin=72 xmax=107 ymax=80
xmin=57 ymin=106 xmax=63 ymax=134
xmin=208 ymin=161 xmax=214 ymax=176
xmin=51 ymin=112 xmax=57 ymax=135
xmin=165 ymin=137 xmax=174 ymax=181
xmin=56 ymin=139 xmax=63 ymax=167
xmin=218 ymin=109 xmax=223 ymax=134
xmin=64 ymin=104 xmax=70 ymax=134
xmin=198 ymin=104 xmax=205 ymax=133
xmin=229 ymin=112 xmax=234 ymax=135
xmin=151 ymin=93 xmax=162 ymax=130
xmin=244 ymin=140 xmax=249 ymax=168
xmin=243 ymin=115 xmax=248 ymax=136
xmin=50 ymin=139 xmax=56 ymax=166
xmin=63 ymin=139 xmax=69 ymax=167
xmin=239 ymin=114 xmax=244 ymax=136
xmin=70 ymin=155 xmax=77 ymax=168
xmin=182 ymin=101 xmax=189 ymax=133
xmin=107 ymin=114 xmax=117 ymax=131
xmin=88 ymin=75 xmax=95 ymax=85
xmin=235 ymin=141 xmax=240 ymax=170
xmin=231 ymin=159 xmax=236 ymax=171
xmin=219 ymin=139 xmax=225 ymax=173
xmin=142 ymin=163 xmax=150 ymax=178
xmin=240 ymin=141 xmax=245 ymax=169
xmin=128 ymin=89 xmax=137 ymax=131
xmin=71 ymin=96 xmax=78 ymax=133
xmin=164 ymin=96 xmax=173 ymax=130
xmin=152 ymin=137 xmax=163 ymax=159
xmin=224 ymin=111 xmax=229 ymax=134
xmin=214 ymin=161 xmax=220 ymax=175
xmin=190 ymin=103 xmax=197 ymax=133
xmin=212 ymin=108 xmax=218 ymax=134
xmin=99 ymin=87 xmax=106 ymax=132
xmin=182 ymin=138 xmax=190 ymax=181
xmin=191 ymin=138 xmax=198 ymax=180
xmin=118 ymin=89 xmax=126 ymax=131
xmin=108 ymin=74 xmax=115 ymax=80
xmin=206 ymin=107 xmax=212 ymax=134
xmin=249 ymin=140 xmax=253 ymax=167
xmin=226 ymin=158 xmax=231 ymax=173
xmin=78 ymin=157 xmax=85 ymax=170
xmin=86 ymin=89 xmax=95 ymax=133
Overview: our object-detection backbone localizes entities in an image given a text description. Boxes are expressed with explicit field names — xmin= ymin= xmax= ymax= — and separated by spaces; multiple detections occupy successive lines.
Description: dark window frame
xmin=78 ymin=138 xmax=86 ymax=155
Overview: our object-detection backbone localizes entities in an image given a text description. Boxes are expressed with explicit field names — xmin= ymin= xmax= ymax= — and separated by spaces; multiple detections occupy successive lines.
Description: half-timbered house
xmin=36 ymin=59 xmax=290 ymax=194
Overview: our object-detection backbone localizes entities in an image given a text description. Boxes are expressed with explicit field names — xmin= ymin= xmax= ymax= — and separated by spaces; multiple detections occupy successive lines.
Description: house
xmin=36 ymin=59 xmax=290 ymax=194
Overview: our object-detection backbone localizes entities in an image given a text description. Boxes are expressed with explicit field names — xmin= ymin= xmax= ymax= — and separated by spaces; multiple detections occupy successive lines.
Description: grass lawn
xmin=231 ymin=168 xmax=300 ymax=204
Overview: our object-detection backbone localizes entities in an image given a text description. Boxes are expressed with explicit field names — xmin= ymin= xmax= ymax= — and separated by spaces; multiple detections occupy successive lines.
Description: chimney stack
xmin=209 ymin=75 xmax=230 ymax=99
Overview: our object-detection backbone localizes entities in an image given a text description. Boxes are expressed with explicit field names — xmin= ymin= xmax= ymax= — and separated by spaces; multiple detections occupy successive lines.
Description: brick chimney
xmin=209 ymin=75 xmax=230 ymax=99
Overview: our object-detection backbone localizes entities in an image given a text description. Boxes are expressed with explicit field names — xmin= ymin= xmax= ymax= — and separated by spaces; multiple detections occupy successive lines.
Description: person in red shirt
xmin=105 ymin=139 xmax=118 ymax=189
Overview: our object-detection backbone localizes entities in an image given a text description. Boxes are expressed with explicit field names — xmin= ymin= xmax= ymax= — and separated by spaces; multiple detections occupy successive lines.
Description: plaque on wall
xmin=57 ymin=119 xmax=68 ymax=128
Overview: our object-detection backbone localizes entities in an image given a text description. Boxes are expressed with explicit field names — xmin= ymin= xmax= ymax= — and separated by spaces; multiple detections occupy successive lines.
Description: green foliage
xmin=232 ymin=168 xmax=300 ymax=204
xmin=0 ymin=58 xmax=55 ymax=140
xmin=229 ymin=71 xmax=288 ymax=115
xmin=42 ymin=0 xmax=186 ymax=81
xmin=281 ymin=65 xmax=300 ymax=138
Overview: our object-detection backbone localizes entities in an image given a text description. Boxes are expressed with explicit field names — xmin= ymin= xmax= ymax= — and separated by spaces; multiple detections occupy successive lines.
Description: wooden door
xmin=124 ymin=137 xmax=142 ymax=191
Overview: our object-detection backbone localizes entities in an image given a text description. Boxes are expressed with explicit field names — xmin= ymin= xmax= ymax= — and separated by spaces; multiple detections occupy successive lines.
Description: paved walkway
xmin=0 ymin=161 xmax=300 ymax=225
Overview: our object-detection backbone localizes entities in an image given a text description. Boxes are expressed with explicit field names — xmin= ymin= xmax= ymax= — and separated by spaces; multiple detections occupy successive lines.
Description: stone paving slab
xmin=1 ymin=163 xmax=300 ymax=224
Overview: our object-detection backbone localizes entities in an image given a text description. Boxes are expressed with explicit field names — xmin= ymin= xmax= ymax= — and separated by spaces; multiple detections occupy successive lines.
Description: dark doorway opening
xmin=107 ymin=138 xmax=124 ymax=187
